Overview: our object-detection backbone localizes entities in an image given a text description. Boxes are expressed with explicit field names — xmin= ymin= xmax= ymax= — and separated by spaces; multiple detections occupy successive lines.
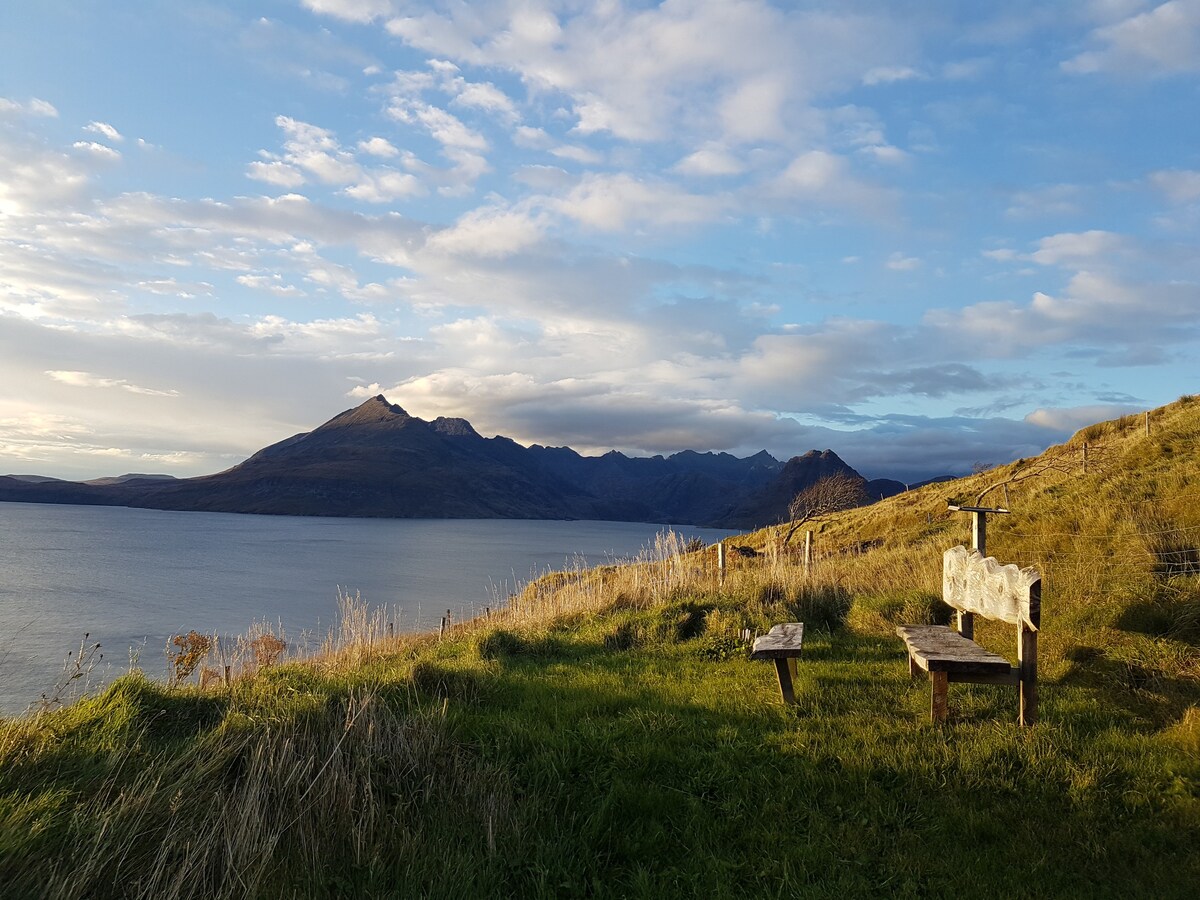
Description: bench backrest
xmin=943 ymin=546 xmax=1041 ymax=631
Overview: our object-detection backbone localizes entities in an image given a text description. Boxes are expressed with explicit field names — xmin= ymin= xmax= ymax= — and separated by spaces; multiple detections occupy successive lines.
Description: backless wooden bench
xmin=751 ymin=622 xmax=804 ymax=703
xmin=896 ymin=547 xmax=1041 ymax=725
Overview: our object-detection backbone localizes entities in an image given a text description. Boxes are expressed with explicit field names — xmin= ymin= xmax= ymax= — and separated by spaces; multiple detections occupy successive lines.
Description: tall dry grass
xmin=16 ymin=686 xmax=515 ymax=900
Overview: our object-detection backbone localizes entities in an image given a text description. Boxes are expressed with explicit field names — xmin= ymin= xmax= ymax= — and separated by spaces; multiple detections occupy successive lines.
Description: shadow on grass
xmin=414 ymin=627 xmax=1200 ymax=898
xmin=4 ymin=622 xmax=1199 ymax=899
xmin=1061 ymin=643 xmax=1200 ymax=726
xmin=0 ymin=673 xmax=228 ymax=792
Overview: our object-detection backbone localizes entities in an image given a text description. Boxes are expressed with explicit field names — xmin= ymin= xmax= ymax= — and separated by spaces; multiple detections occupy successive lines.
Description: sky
xmin=1 ymin=0 xmax=1198 ymax=484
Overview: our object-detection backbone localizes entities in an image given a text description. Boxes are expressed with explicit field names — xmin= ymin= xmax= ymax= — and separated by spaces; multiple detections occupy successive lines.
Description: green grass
xmin=1 ymin=397 xmax=1199 ymax=898
xmin=3 ymin=600 xmax=1196 ymax=898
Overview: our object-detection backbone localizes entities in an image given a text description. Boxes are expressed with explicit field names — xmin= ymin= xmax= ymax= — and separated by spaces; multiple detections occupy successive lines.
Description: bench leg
xmin=909 ymin=655 xmax=920 ymax=678
xmin=930 ymin=671 xmax=949 ymax=723
xmin=1019 ymin=625 xmax=1037 ymax=726
xmin=773 ymin=658 xmax=796 ymax=704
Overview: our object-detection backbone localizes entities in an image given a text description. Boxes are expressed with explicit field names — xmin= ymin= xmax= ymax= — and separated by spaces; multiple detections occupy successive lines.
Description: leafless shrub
xmin=782 ymin=473 xmax=869 ymax=545
xmin=250 ymin=633 xmax=287 ymax=669
xmin=167 ymin=631 xmax=211 ymax=686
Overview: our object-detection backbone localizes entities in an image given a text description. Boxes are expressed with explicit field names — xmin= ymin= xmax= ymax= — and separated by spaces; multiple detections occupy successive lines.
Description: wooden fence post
xmin=804 ymin=530 xmax=813 ymax=574
xmin=717 ymin=541 xmax=726 ymax=580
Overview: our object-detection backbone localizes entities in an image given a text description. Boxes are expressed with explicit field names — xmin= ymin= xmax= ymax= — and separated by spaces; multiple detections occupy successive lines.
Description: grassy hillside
xmin=1 ymin=399 xmax=1197 ymax=898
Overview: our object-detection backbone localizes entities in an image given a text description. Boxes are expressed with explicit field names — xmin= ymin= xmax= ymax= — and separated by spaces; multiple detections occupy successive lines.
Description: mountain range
xmin=0 ymin=396 xmax=908 ymax=528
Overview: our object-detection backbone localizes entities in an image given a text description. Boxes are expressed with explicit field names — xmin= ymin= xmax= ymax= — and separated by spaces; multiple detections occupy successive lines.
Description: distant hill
xmin=0 ymin=395 xmax=915 ymax=528
xmin=84 ymin=474 xmax=179 ymax=486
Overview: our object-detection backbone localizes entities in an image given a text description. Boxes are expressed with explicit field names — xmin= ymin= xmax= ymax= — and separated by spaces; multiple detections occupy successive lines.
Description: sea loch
xmin=0 ymin=502 xmax=733 ymax=714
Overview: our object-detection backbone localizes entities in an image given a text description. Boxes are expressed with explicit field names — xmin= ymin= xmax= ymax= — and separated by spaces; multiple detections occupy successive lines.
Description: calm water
xmin=0 ymin=502 xmax=734 ymax=714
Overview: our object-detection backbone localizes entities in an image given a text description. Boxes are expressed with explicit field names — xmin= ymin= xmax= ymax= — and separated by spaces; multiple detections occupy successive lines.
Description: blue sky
xmin=1 ymin=0 xmax=1198 ymax=483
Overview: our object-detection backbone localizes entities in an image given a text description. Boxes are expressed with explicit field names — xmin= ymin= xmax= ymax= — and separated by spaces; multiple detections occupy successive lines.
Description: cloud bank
xmin=0 ymin=1 xmax=1197 ymax=484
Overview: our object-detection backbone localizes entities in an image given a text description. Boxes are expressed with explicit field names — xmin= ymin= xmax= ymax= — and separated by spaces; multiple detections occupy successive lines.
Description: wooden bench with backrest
xmin=896 ymin=546 xmax=1041 ymax=725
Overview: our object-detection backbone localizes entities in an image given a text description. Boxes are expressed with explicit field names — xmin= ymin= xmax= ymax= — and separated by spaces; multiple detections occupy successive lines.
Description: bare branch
xmin=782 ymin=472 xmax=868 ymax=544
xmin=974 ymin=441 xmax=1109 ymax=506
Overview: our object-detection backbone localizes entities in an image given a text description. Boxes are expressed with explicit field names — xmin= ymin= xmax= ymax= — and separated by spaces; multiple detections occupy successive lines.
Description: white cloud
xmin=85 ymin=121 xmax=123 ymax=142
xmin=675 ymin=145 xmax=745 ymax=177
xmin=887 ymin=253 xmax=921 ymax=271
xmin=391 ymin=101 xmax=488 ymax=151
xmin=379 ymin=1 xmax=915 ymax=148
xmin=425 ymin=205 xmax=545 ymax=258
xmin=780 ymin=150 xmax=843 ymax=191
xmin=553 ymin=173 xmax=728 ymax=231
xmin=46 ymin=370 xmax=178 ymax=396
xmin=236 ymin=273 xmax=306 ymax=296
xmin=718 ymin=75 xmax=789 ymax=142
xmin=862 ymin=65 xmax=923 ymax=85
xmin=0 ymin=97 xmax=59 ymax=118
xmin=734 ymin=318 xmax=990 ymax=410
xmin=548 ymin=144 xmax=604 ymax=165
xmin=1025 ymin=404 xmax=1143 ymax=432
xmin=773 ymin=150 xmax=891 ymax=215
xmin=451 ymin=80 xmax=519 ymax=123
xmin=301 ymin=0 xmax=396 ymax=23
xmin=0 ymin=411 xmax=91 ymax=441
xmin=357 ymin=136 xmax=399 ymax=157
xmin=513 ymin=125 xmax=552 ymax=148
xmin=1063 ymin=0 xmax=1200 ymax=75
xmin=859 ymin=144 xmax=908 ymax=164
xmin=251 ymin=115 xmax=429 ymax=200
xmin=136 ymin=278 xmax=214 ymax=298
xmin=275 ymin=115 xmax=360 ymax=183
xmin=0 ymin=131 xmax=91 ymax=215
xmin=926 ymin=269 xmax=1199 ymax=362
xmin=343 ymin=168 xmax=424 ymax=202
xmin=248 ymin=313 xmax=385 ymax=348
xmin=379 ymin=94 xmax=492 ymax=190
xmin=1149 ymin=168 xmax=1200 ymax=202
xmin=246 ymin=160 xmax=306 ymax=187
xmin=1029 ymin=230 xmax=1127 ymax=267
xmin=72 ymin=141 xmax=121 ymax=160
xmin=29 ymin=98 xmax=59 ymax=117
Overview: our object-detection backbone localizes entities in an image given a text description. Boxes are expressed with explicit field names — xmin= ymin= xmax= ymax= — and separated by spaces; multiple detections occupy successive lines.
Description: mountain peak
xmin=431 ymin=416 xmax=481 ymax=438
xmin=368 ymin=394 xmax=408 ymax=416
xmin=796 ymin=448 xmax=842 ymax=462
xmin=321 ymin=395 xmax=413 ymax=429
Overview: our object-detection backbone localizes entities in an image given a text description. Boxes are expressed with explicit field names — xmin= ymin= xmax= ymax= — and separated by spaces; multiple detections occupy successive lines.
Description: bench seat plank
xmin=752 ymin=623 xmax=804 ymax=704
xmin=750 ymin=623 xmax=805 ymax=659
xmin=895 ymin=625 xmax=1012 ymax=676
